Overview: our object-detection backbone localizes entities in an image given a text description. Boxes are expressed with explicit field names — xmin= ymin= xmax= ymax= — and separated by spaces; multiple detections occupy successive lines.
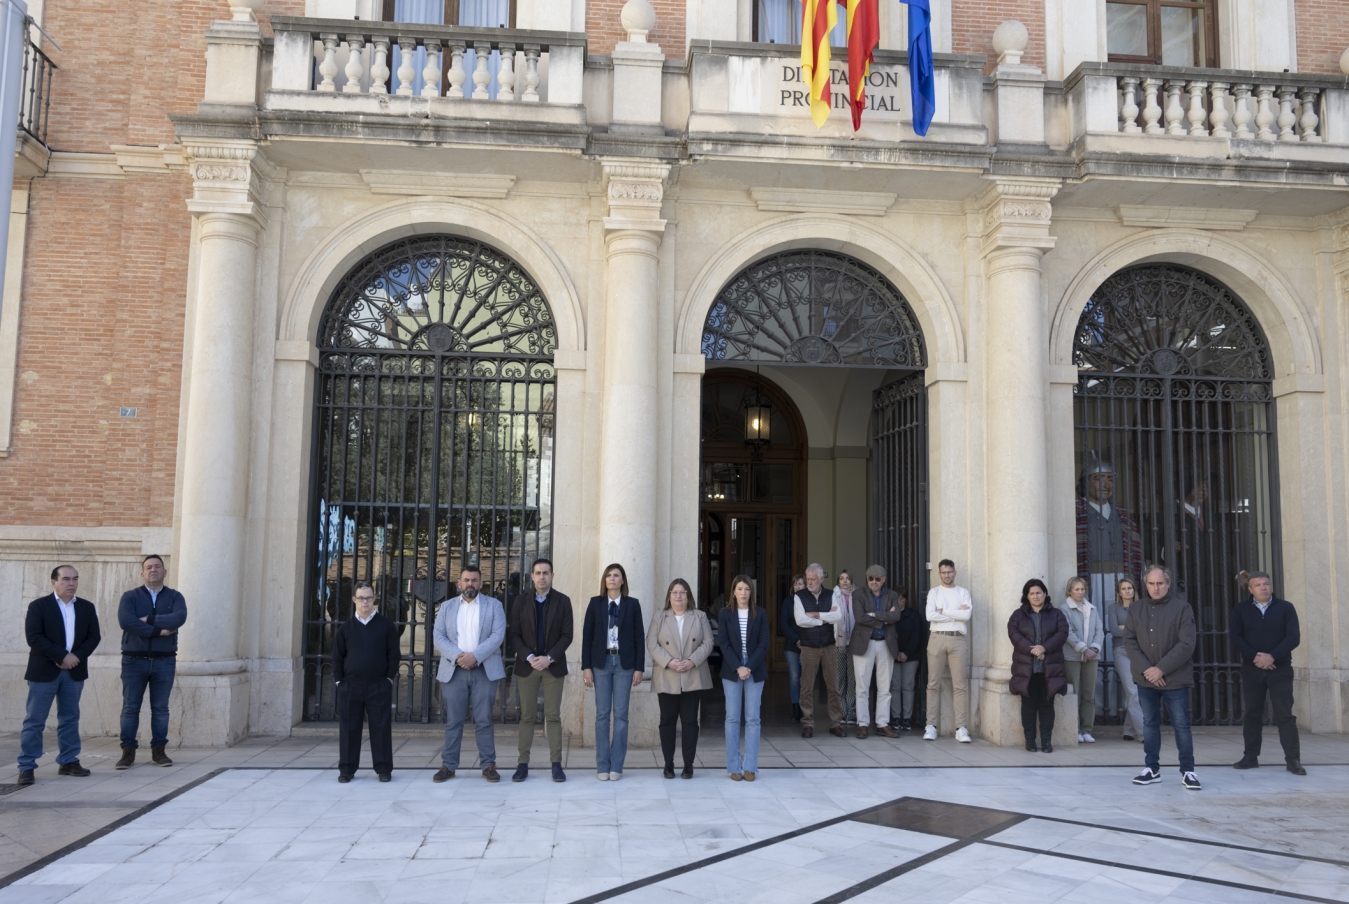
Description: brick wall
xmin=1295 ymin=0 xmax=1349 ymax=75
xmin=952 ymin=0 xmax=1045 ymax=73
xmin=586 ymin=0 xmax=685 ymax=57
xmin=0 ymin=1 xmax=302 ymax=526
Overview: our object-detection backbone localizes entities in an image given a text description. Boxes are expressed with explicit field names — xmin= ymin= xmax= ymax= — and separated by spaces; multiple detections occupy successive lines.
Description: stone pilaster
xmin=174 ymin=139 xmax=266 ymax=747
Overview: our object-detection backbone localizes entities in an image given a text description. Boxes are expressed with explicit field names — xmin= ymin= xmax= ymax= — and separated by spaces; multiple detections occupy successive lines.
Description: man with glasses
xmin=924 ymin=560 xmax=973 ymax=743
xmin=333 ymin=581 xmax=400 ymax=783
xmin=849 ymin=565 xmax=901 ymax=738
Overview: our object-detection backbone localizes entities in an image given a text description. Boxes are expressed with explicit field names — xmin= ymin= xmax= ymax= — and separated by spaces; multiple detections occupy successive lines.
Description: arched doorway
xmin=701 ymin=248 xmax=929 ymax=726
xmin=302 ymin=234 xmax=557 ymax=722
xmin=1073 ymin=263 xmax=1280 ymax=726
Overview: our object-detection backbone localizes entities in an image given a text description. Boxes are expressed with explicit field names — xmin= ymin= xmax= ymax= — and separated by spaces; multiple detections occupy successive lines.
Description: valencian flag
xmin=800 ymin=0 xmax=838 ymax=127
xmin=844 ymin=0 xmax=880 ymax=130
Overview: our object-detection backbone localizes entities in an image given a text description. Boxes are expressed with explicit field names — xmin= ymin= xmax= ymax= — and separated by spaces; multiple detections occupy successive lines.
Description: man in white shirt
xmin=794 ymin=563 xmax=844 ymax=738
xmin=432 ymin=565 xmax=507 ymax=783
xmin=924 ymin=559 xmax=972 ymax=743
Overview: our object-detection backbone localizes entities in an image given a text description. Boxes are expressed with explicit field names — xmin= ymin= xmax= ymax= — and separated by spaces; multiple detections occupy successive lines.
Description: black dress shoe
xmin=1041 ymin=744 xmax=1053 ymax=753
xmin=663 ymin=764 xmax=675 ymax=779
xmin=1025 ymin=740 xmax=1037 ymax=752
xmin=338 ymin=773 xmax=353 ymax=783
xmin=1286 ymin=759 xmax=1306 ymax=775
xmin=551 ymin=762 xmax=566 ymax=782
xmin=378 ymin=773 xmax=391 ymax=782
xmin=681 ymin=765 xmax=694 ymax=779
xmin=57 ymin=761 xmax=90 ymax=777
xmin=792 ymin=704 xmax=802 ymax=722
xmin=1234 ymin=757 xmax=1259 ymax=770
xmin=17 ymin=770 xmax=33 ymax=786
xmin=512 ymin=763 xmax=529 ymax=783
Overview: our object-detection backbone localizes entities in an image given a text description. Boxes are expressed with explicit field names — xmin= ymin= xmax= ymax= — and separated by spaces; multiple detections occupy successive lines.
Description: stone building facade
xmin=1 ymin=0 xmax=1347 ymax=747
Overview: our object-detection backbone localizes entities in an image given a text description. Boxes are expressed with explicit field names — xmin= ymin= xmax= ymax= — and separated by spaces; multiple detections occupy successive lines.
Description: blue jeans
xmin=440 ymin=666 xmax=498 ymax=770
xmin=20 ymin=670 xmax=84 ymax=770
xmin=1138 ymin=685 xmax=1195 ymax=774
xmin=593 ymin=653 xmax=633 ymax=774
xmin=121 ymin=655 xmax=176 ymax=748
xmin=784 ymin=650 xmax=801 ymax=704
xmin=724 ymin=677 xmax=764 ymax=774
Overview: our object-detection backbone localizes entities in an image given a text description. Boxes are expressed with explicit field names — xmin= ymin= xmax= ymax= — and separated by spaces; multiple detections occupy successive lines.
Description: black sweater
xmin=1229 ymin=596 xmax=1300 ymax=666
xmin=333 ymin=613 xmax=400 ymax=683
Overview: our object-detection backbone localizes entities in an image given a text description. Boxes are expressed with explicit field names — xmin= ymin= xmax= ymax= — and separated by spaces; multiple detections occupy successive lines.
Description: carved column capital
xmin=974 ymin=178 xmax=1061 ymax=258
xmin=601 ymin=159 xmax=670 ymax=236
xmin=184 ymin=141 xmax=269 ymax=229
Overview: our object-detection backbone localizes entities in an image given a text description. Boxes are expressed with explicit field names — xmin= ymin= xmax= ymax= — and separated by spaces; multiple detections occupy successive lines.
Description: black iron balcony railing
xmin=19 ymin=31 xmax=54 ymax=147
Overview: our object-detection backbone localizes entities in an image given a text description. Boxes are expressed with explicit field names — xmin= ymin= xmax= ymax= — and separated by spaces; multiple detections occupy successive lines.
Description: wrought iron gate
xmin=1073 ymin=264 xmax=1280 ymax=726
xmin=303 ymin=235 xmax=556 ymax=722
xmin=871 ymin=371 xmax=930 ymax=725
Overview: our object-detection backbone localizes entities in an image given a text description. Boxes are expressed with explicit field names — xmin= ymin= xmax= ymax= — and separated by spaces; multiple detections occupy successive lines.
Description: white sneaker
xmin=597 ymin=772 xmax=609 ymax=781
xmin=609 ymin=772 xmax=622 ymax=781
xmin=1077 ymin=733 xmax=1085 ymax=744
xmin=955 ymin=727 xmax=972 ymax=744
xmin=923 ymin=725 xmax=937 ymax=741
xmin=1081 ymin=733 xmax=1096 ymax=743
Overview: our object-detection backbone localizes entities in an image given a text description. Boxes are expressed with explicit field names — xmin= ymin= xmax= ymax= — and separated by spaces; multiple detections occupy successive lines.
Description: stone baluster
xmin=1276 ymin=86 xmax=1298 ymax=141
xmin=1119 ymin=77 xmax=1140 ymax=133
xmin=317 ymin=34 xmax=340 ymax=92
xmin=446 ymin=43 xmax=467 ymax=98
xmin=521 ymin=45 xmax=541 ymax=102
xmin=369 ymin=35 xmax=390 ymax=95
xmin=1255 ymin=85 xmax=1276 ymax=140
xmin=472 ymin=42 xmax=492 ymax=99
xmin=1208 ymin=82 xmax=1230 ymax=138
xmin=1141 ymin=78 xmax=1163 ymax=134
xmin=396 ymin=38 xmax=416 ymax=95
xmin=497 ymin=43 xmax=516 ymax=101
xmin=1164 ymin=80 xmax=1186 ymax=135
xmin=421 ymin=40 xmax=441 ymax=97
xmin=1185 ymin=80 xmax=1208 ymax=136
xmin=342 ymin=35 xmax=365 ymax=94
xmin=1298 ymin=87 xmax=1321 ymax=142
xmin=1231 ymin=84 xmax=1253 ymax=138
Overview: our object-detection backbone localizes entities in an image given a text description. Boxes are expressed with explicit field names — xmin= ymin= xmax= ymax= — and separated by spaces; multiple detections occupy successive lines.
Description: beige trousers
xmin=925 ymin=631 xmax=969 ymax=731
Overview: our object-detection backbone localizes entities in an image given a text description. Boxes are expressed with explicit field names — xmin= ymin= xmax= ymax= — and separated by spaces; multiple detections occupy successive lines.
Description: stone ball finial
xmin=621 ymin=0 xmax=656 ymax=43
xmin=1340 ymin=47 xmax=1349 ymax=76
xmin=993 ymin=19 xmax=1029 ymax=65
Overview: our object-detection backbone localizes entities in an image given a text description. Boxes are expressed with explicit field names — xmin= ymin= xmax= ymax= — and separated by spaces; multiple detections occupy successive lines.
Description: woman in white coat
xmin=646 ymin=579 xmax=713 ymax=779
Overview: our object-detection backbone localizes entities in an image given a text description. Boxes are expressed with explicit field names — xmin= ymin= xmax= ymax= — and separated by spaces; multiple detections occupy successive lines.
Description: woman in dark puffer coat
xmin=1008 ymin=579 xmax=1069 ymax=752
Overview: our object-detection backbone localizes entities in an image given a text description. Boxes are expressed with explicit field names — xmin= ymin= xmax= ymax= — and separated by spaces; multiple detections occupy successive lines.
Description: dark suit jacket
xmin=581 ymin=596 xmax=644 ymax=673
xmin=510 ymin=588 xmax=573 ymax=678
xmin=717 ymin=605 xmax=769 ymax=683
xmin=118 ymin=585 xmax=188 ymax=655
xmin=25 ymin=595 xmax=101 ymax=682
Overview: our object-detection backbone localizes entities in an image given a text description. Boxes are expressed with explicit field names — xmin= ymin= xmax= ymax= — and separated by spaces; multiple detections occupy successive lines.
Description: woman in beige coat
xmin=646 ymin=579 xmax=713 ymax=779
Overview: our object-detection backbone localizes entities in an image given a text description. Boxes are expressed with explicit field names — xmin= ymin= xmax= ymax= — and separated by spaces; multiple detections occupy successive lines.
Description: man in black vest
xmin=333 ymin=582 xmax=400 ymax=782
xmin=19 ymin=564 xmax=102 ymax=785
xmin=794 ymin=563 xmax=843 ymax=739
xmin=116 ymin=554 xmax=188 ymax=770
xmin=1231 ymin=572 xmax=1304 ymax=775
xmin=509 ymin=558 xmax=573 ymax=783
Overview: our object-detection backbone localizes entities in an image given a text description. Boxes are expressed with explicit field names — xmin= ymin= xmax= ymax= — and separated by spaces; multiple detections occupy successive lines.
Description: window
xmin=380 ymin=0 xmax=515 ymax=27
xmin=1106 ymin=0 xmax=1217 ymax=67
xmin=753 ymin=0 xmax=846 ymax=46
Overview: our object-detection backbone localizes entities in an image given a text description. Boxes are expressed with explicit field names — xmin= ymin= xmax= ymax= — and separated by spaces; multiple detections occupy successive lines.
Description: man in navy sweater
xmin=116 ymin=555 xmax=188 ymax=770
xmin=333 ymin=582 xmax=401 ymax=782
xmin=1230 ymin=571 xmax=1303 ymax=775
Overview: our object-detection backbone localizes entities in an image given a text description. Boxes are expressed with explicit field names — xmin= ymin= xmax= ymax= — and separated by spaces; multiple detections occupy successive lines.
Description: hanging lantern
xmin=744 ymin=387 xmax=772 ymax=461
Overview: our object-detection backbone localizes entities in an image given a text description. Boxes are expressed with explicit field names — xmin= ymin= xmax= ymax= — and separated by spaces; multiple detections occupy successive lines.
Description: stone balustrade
xmin=1067 ymin=62 xmax=1349 ymax=146
xmin=267 ymin=17 xmax=585 ymax=107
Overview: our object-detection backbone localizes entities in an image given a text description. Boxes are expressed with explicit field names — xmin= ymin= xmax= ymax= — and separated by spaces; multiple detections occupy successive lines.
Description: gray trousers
xmin=440 ymin=667 xmax=498 ymax=770
xmin=889 ymin=658 xmax=920 ymax=722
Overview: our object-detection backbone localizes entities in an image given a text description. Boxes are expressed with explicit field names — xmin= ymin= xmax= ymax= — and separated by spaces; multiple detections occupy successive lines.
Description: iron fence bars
xmin=1072 ymin=264 xmax=1280 ymax=727
xmin=18 ymin=30 xmax=55 ymax=147
xmin=702 ymin=250 xmax=926 ymax=368
xmin=304 ymin=235 xmax=556 ymax=722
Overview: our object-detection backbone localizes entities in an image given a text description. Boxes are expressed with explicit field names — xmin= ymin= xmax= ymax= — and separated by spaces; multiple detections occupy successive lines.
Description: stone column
xmin=174 ymin=140 xmax=266 ymax=747
xmin=975 ymin=178 xmax=1064 ymax=746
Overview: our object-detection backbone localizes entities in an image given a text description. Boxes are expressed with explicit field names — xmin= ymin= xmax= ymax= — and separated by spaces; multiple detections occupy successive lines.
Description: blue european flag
xmin=904 ymin=0 xmax=935 ymax=136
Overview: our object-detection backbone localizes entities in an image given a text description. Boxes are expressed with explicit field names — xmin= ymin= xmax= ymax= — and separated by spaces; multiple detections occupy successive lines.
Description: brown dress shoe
xmin=743 ymin=772 xmax=756 ymax=782
xmin=729 ymin=773 xmax=743 ymax=781
xmin=856 ymin=726 xmax=869 ymax=739
xmin=801 ymin=726 xmax=814 ymax=738
xmin=433 ymin=766 xmax=455 ymax=782
xmin=151 ymin=746 xmax=173 ymax=767
xmin=482 ymin=765 xmax=501 ymax=783
xmin=829 ymin=726 xmax=846 ymax=738
xmin=115 ymin=747 xmax=136 ymax=770
xmin=876 ymin=726 xmax=899 ymax=738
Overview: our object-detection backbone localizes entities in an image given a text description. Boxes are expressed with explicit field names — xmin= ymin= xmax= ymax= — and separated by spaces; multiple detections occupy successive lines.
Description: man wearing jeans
xmin=1230 ymin=572 xmax=1304 ymax=775
xmin=1124 ymin=565 xmax=1200 ymax=790
xmin=116 ymin=555 xmax=187 ymax=770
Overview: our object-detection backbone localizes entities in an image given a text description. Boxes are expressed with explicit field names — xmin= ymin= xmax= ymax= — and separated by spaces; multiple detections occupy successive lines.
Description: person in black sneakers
xmin=116 ymin=555 xmax=187 ymax=771
xmin=509 ymin=558 xmax=573 ymax=783
xmin=333 ymin=582 xmax=400 ymax=783
xmin=1124 ymin=566 xmax=1200 ymax=790
xmin=19 ymin=565 xmax=101 ymax=786
xmin=1230 ymin=572 xmax=1304 ymax=775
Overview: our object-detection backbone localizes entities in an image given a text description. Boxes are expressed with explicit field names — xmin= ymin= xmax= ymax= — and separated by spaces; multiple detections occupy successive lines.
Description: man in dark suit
xmin=1231 ymin=572 xmax=1304 ymax=775
xmin=509 ymin=558 xmax=572 ymax=783
xmin=333 ymin=581 xmax=400 ymax=783
xmin=19 ymin=564 xmax=102 ymax=786
xmin=116 ymin=554 xmax=188 ymax=770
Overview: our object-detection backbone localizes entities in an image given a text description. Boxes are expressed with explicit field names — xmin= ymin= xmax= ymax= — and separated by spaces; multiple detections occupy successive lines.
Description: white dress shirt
xmin=675 ymin=613 xmax=686 ymax=645
xmin=457 ymin=597 xmax=480 ymax=656
xmin=356 ymin=611 xmax=374 ymax=625
xmin=54 ymin=593 xmax=76 ymax=653
xmin=607 ymin=596 xmax=621 ymax=650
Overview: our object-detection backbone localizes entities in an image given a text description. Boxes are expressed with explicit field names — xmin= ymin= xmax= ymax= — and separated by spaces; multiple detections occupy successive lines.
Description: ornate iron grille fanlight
xmin=702 ymin=250 xmax=926 ymax=368
xmin=1073 ymin=265 xmax=1270 ymax=379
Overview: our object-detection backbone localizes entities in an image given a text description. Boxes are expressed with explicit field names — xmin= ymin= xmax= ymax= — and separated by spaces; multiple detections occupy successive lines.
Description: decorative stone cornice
xmin=601 ymin=159 xmax=669 ymax=235
xmin=184 ymin=140 xmax=268 ymax=228
xmin=974 ymin=177 xmax=1061 ymax=257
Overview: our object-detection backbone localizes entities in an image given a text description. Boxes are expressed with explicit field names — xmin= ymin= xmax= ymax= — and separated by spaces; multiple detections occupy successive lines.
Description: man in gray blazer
xmin=432 ymin=565 xmax=506 ymax=783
